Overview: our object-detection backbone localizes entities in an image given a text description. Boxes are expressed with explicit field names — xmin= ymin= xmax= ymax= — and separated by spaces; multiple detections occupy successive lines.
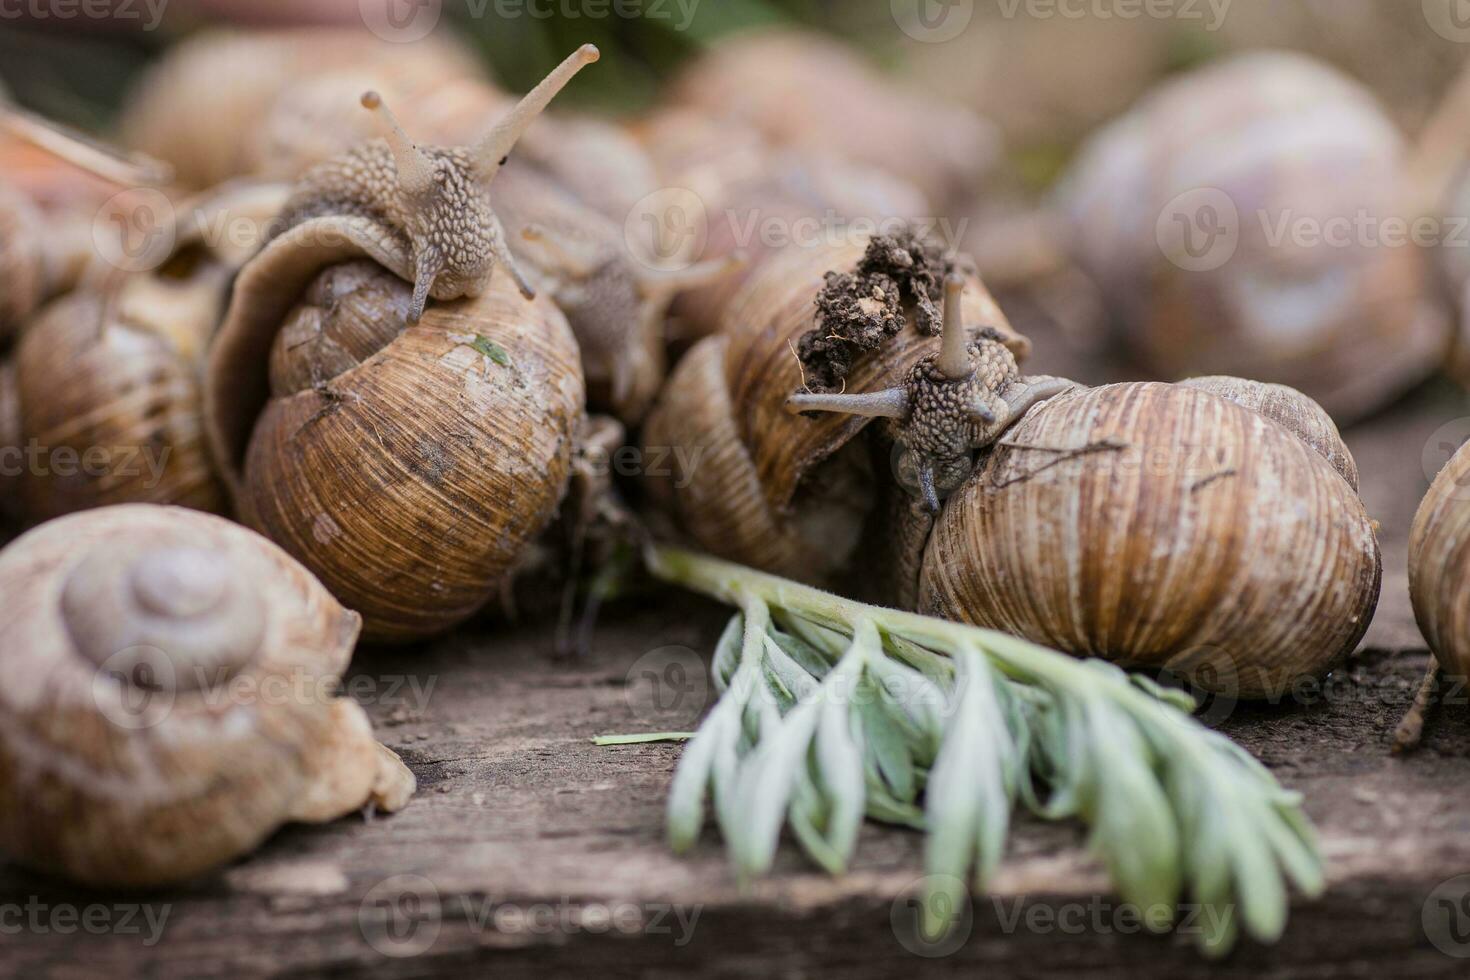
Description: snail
xmin=3 ymin=182 xmax=288 ymax=523
xmin=0 ymin=504 xmax=414 ymax=887
xmin=120 ymin=27 xmax=484 ymax=189
xmin=1409 ymin=440 xmax=1470 ymax=681
xmin=202 ymin=48 xmax=601 ymax=642
xmin=1055 ymin=51 xmax=1452 ymax=424
xmin=246 ymin=64 xmax=729 ymax=422
xmin=669 ymin=28 xmax=1000 ymax=209
xmin=645 ymin=233 xmax=1380 ymax=697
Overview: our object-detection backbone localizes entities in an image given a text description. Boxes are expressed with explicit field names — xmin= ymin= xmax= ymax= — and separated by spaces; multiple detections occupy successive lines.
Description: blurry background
xmin=4 ymin=0 xmax=1469 ymax=184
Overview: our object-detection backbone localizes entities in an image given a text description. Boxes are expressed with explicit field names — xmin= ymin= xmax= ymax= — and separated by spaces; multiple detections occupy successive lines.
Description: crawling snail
xmin=121 ymin=27 xmax=484 ymax=189
xmin=1056 ymin=51 xmax=1452 ymax=423
xmin=669 ymin=28 xmax=1000 ymax=209
xmin=248 ymin=64 xmax=735 ymax=422
xmin=4 ymin=182 xmax=288 ymax=523
xmin=0 ymin=505 xmax=413 ymax=886
xmin=203 ymin=47 xmax=599 ymax=642
xmin=645 ymin=232 xmax=1380 ymax=697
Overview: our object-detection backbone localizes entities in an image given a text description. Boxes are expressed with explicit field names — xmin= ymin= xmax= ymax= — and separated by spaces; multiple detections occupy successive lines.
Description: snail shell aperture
xmin=0 ymin=505 xmax=413 ymax=886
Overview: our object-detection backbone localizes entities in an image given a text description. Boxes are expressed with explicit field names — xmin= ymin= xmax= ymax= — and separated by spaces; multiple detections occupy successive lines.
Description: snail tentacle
xmin=473 ymin=44 xmax=600 ymax=181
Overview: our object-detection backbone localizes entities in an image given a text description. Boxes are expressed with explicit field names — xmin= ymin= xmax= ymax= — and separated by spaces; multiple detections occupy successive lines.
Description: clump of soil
xmin=795 ymin=230 xmax=947 ymax=393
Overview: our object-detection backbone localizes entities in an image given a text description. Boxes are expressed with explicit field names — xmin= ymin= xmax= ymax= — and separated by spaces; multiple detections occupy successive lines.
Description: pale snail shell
xmin=1409 ymin=440 xmax=1470 ymax=679
xmin=1057 ymin=51 xmax=1449 ymax=423
xmin=919 ymin=382 xmax=1381 ymax=699
xmin=0 ymin=504 xmax=414 ymax=886
xmin=4 ymin=182 xmax=289 ymax=523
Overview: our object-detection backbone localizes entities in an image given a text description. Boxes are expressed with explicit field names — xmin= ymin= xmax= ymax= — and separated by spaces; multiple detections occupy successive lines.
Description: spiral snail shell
xmin=1410 ymin=441 xmax=1470 ymax=680
xmin=0 ymin=505 xmax=413 ymax=886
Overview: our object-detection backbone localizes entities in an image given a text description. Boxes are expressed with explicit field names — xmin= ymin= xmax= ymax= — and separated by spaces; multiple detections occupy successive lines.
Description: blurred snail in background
xmin=203 ymin=48 xmax=599 ymax=642
xmin=120 ymin=28 xmax=484 ymax=188
xmin=634 ymin=104 xmax=934 ymax=350
xmin=0 ymin=505 xmax=413 ymax=887
xmin=1409 ymin=441 xmax=1470 ymax=681
xmin=669 ymin=29 xmax=1001 ymax=210
xmin=1056 ymin=51 xmax=1453 ymax=424
xmin=0 ymin=106 xmax=173 ymax=339
xmin=4 ymin=182 xmax=288 ymax=523
xmin=645 ymin=231 xmax=1380 ymax=697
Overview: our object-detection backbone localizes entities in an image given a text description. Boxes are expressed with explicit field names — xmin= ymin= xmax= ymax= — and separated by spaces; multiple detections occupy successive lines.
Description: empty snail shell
xmin=1057 ymin=51 xmax=1450 ymax=423
xmin=6 ymin=182 xmax=288 ymax=523
xmin=120 ymin=28 xmax=484 ymax=188
xmin=643 ymin=232 xmax=1031 ymax=589
xmin=917 ymin=382 xmax=1381 ymax=699
xmin=1410 ymin=441 xmax=1470 ymax=680
xmin=670 ymin=28 xmax=1000 ymax=208
xmin=0 ymin=504 xmax=414 ymax=887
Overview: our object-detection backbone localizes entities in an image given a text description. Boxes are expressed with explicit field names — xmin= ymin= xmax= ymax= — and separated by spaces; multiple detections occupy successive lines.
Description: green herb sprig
xmin=642 ymin=544 xmax=1323 ymax=956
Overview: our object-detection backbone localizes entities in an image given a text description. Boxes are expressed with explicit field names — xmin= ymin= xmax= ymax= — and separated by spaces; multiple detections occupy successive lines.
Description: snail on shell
xmin=1056 ymin=51 xmax=1450 ymax=424
xmin=203 ymin=47 xmax=599 ymax=642
xmin=4 ymin=182 xmax=288 ymax=523
xmin=248 ymin=64 xmax=737 ymax=423
xmin=645 ymin=232 xmax=1380 ymax=697
xmin=0 ymin=505 xmax=413 ymax=887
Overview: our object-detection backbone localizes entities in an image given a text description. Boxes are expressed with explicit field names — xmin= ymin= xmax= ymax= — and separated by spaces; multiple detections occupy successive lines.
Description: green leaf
xmin=469 ymin=334 xmax=511 ymax=366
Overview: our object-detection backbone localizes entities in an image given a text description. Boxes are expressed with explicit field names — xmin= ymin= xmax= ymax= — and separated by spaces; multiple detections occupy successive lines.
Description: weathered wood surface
xmin=3 ymin=319 xmax=1470 ymax=978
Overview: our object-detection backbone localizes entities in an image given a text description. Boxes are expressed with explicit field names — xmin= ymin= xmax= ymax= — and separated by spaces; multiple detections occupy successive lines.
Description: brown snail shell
xmin=1409 ymin=441 xmax=1470 ymax=679
xmin=0 ymin=360 xmax=18 ymax=521
xmin=919 ymin=382 xmax=1381 ymax=699
xmin=670 ymin=28 xmax=1000 ymax=208
xmin=643 ymin=236 xmax=1029 ymax=585
xmin=121 ymin=28 xmax=484 ymax=189
xmin=0 ymin=504 xmax=414 ymax=886
xmin=1177 ymin=376 xmax=1358 ymax=491
xmin=1057 ymin=51 xmax=1449 ymax=424
xmin=5 ymin=183 xmax=289 ymax=523
xmin=205 ymin=235 xmax=585 ymax=643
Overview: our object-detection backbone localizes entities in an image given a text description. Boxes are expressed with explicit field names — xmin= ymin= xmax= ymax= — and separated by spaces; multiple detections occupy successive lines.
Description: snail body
xmin=1410 ymin=442 xmax=1470 ymax=679
xmin=1058 ymin=51 xmax=1449 ymax=423
xmin=0 ymin=505 xmax=413 ymax=886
